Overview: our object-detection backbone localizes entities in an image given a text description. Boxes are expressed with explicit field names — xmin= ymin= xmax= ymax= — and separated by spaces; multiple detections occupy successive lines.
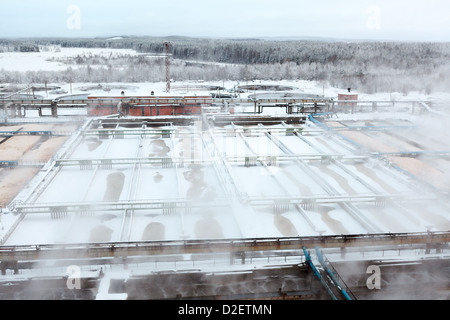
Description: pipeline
xmin=302 ymin=246 xmax=338 ymax=300
xmin=315 ymin=247 xmax=353 ymax=300
xmin=373 ymin=155 xmax=442 ymax=194
xmin=308 ymin=114 xmax=443 ymax=194
xmin=308 ymin=114 xmax=361 ymax=149
xmin=307 ymin=114 xmax=331 ymax=130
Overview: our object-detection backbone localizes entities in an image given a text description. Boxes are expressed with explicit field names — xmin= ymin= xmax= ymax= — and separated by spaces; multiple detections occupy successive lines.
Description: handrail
xmin=0 ymin=231 xmax=448 ymax=262
xmin=1 ymin=97 xmax=435 ymax=106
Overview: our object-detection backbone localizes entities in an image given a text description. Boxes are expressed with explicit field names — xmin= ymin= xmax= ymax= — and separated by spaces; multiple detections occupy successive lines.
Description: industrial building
xmin=0 ymin=94 xmax=449 ymax=300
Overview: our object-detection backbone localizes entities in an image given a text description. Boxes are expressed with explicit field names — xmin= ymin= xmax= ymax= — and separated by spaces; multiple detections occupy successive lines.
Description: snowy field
xmin=0 ymin=47 xmax=139 ymax=72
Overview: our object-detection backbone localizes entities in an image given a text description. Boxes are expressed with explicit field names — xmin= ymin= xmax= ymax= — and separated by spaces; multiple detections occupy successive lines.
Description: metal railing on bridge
xmin=0 ymin=130 xmax=73 ymax=137
xmin=0 ymin=159 xmax=48 ymax=168
xmin=0 ymin=231 xmax=448 ymax=263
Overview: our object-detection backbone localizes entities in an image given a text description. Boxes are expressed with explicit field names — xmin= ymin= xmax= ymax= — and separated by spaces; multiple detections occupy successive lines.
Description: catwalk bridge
xmin=1 ymin=96 xmax=436 ymax=118
xmin=0 ymin=231 xmax=448 ymax=266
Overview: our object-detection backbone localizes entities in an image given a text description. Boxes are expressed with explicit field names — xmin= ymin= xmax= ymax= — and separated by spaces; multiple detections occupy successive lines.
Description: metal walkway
xmin=0 ymin=231 xmax=448 ymax=263
xmin=12 ymin=198 xmax=231 ymax=215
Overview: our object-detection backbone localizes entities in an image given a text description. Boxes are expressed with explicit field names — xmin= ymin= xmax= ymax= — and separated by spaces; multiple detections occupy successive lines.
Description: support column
xmin=287 ymin=104 xmax=292 ymax=114
xmin=13 ymin=261 xmax=18 ymax=275
xmin=10 ymin=104 xmax=17 ymax=118
xmin=340 ymin=246 xmax=346 ymax=259
xmin=241 ymin=252 xmax=246 ymax=265
xmin=51 ymin=101 xmax=58 ymax=118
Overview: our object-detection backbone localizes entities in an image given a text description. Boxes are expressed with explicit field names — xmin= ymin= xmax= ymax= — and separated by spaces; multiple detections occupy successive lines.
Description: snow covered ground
xmin=0 ymin=47 xmax=139 ymax=72
xmin=1 ymin=46 xmax=450 ymax=247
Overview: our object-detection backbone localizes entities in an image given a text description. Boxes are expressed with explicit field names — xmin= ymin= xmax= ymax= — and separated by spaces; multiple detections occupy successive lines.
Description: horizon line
xmin=0 ymin=34 xmax=449 ymax=43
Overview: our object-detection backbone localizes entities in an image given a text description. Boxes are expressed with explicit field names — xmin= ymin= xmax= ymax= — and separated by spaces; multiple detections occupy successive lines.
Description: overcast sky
xmin=1 ymin=0 xmax=450 ymax=41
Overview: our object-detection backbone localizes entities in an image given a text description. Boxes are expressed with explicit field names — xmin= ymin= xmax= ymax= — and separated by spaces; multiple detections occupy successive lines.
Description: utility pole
xmin=164 ymin=42 xmax=171 ymax=94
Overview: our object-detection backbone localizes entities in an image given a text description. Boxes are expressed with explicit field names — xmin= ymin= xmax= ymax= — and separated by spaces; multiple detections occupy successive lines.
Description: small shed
xmin=338 ymin=88 xmax=358 ymax=108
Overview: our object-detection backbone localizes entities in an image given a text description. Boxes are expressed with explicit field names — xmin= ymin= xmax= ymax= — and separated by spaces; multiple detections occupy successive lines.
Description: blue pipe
xmin=309 ymin=114 xmax=441 ymax=193
xmin=329 ymin=125 xmax=415 ymax=131
xmin=315 ymin=247 xmax=352 ymax=300
xmin=389 ymin=163 xmax=440 ymax=194
xmin=308 ymin=114 xmax=362 ymax=149
xmin=302 ymin=246 xmax=338 ymax=300
xmin=307 ymin=114 xmax=329 ymax=129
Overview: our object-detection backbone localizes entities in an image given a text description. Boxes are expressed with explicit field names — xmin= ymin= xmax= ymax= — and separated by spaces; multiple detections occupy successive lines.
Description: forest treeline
xmin=1 ymin=37 xmax=450 ymax=94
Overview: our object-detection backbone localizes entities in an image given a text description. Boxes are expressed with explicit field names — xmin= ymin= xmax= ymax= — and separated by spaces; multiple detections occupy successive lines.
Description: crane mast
xmin=164 ymin=42 xmax=171 ymax=93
